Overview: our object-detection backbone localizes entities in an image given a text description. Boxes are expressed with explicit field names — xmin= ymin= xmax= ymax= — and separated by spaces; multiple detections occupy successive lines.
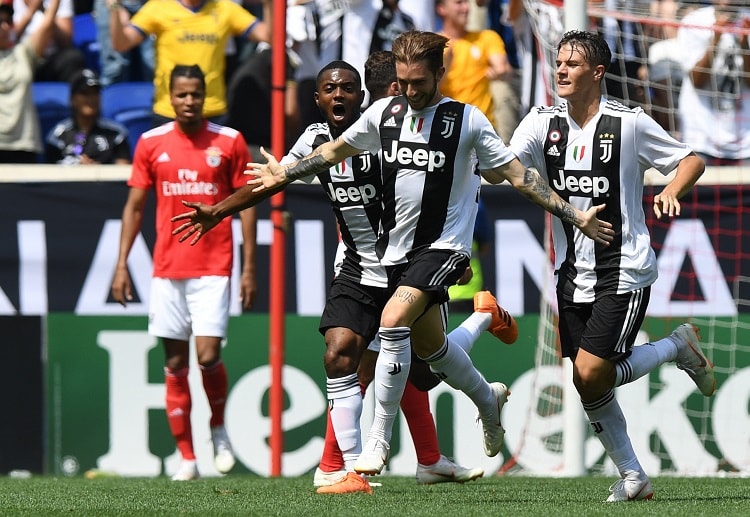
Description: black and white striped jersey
xmin=509 ymin=97 xmax=693 ymax=302
xmin=282 ymin=122 xmax=388 ymax=287
xmin=342 ymin=96 xmax=515 ymax=266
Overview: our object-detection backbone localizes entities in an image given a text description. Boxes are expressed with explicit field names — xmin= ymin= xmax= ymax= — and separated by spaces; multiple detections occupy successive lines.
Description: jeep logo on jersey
xmin=552 ymin=169 xmax=610 ymax=197
xmin=382 ymin=141 xmax=447 ymax=172
xmin=326 ymin=182 xmax=379 ymax=206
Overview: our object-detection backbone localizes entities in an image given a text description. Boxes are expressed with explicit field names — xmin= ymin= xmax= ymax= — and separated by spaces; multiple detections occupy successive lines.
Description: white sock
xmin=447 ymin=312 xmax=490 ymax=354
xmin=370 ymin=326 xmax=411 ymax=443
xmin=615 ymin=337 xmax=679 ymax=387
xmin=583 ymin=390 xmax=643 ymax=477
xmin=327 ymin=373 xmax=363 ymax=471
xmin=422 ymin=337 xmax=493 ymax=414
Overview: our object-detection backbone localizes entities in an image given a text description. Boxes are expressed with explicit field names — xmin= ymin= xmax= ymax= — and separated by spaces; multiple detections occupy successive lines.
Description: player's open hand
xmin=171 ymin=200 xmax=221 ymax=245
xmin=580 ymin=204 xmax=615 ymax=245
xmin=653 ymin=191 xmax=680 ymax=219
xmin=245 ymin=147 xmax=286 ymax=192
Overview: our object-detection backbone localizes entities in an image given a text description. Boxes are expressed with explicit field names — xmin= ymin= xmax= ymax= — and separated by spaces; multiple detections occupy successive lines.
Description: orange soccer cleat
xmin=316 ymin=472 xmax=373 ymax=495
xmin=474 ymin=291 xmax=518 ymax=344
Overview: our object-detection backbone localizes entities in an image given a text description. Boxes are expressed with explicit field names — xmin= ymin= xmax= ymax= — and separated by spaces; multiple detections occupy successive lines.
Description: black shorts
xmin=387 ymin=248 xmax=470 ymax=306
xmin=557 ymin=287 xmax=650 ymax=361
xmin=319 ymin=277 xmax=392 ymax=343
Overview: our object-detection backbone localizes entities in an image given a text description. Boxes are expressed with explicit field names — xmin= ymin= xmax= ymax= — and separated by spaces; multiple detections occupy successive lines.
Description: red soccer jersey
xmin=129 ymin=121 xmax=251 ymax=278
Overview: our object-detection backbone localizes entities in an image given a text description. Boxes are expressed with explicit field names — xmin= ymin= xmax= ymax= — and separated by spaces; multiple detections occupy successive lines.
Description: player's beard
xmin=407 ymin=80 xmax=440 ymax=111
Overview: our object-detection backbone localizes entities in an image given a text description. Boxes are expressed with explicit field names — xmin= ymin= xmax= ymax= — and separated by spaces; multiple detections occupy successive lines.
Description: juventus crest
xmin=441 ymin=111 xmax=457 ymax=139
xmin=599 ymin=133 xmax=614 ymax=164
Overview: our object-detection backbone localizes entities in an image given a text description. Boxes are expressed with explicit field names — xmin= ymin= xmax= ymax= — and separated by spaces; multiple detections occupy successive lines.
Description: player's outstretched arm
xmin=484 ymin=159 xmax=615 ymax=245
xmin=246 ymin=141 xmax=361 ymax=192
xmin=171 ymin=183 xmax=283 ymax=245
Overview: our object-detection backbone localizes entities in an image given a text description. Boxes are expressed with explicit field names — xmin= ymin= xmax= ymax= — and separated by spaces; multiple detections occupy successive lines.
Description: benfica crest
xmin=205 ymin=147 xmax=222 ymax=168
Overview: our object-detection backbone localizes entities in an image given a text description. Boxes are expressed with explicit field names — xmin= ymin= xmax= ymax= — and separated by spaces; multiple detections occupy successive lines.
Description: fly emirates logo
xmin=161 ymin=169 xmax=219 ymax=196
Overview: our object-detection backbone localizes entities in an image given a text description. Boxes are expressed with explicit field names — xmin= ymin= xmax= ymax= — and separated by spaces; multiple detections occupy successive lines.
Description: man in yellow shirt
xmin=108 ymin=0 xmax=270 ymax=123
xmin=437 ymin=0 xmax=510 ymax=130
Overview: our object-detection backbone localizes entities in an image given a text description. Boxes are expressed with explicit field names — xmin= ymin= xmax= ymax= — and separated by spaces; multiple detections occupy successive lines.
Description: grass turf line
xmin=1 ymin=475 xmax=749 ymax=516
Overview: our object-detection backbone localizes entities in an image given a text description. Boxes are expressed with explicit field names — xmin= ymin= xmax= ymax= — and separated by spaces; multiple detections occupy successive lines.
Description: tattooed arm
xmin=246 ymin=139 xmax=362 ymax=192
xmin=482 ymin=159 xmax=615 ymax=245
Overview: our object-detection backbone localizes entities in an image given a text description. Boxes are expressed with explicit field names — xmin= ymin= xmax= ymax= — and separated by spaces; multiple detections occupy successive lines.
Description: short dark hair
xmin=364 ymin=51 xmax=396 ymax=101
xmin=316 ymin=60 xmax=361 ymax=90
xmin=392 ymin=30 xmax=448 ymax=75
xmin=558 ymin=30 xmax=611 ymax=72
xmin=169 ymin=64 xmax=205 ymax=92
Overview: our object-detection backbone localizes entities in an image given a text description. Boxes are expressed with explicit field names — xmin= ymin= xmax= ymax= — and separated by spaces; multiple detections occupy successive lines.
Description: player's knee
xmin=323 ymin=346 xmax=359 ymax=377
xmin=408 ymin=361 xmax=441 ymax=391
xmin=573 ymin=367 xmax=610 ymax=399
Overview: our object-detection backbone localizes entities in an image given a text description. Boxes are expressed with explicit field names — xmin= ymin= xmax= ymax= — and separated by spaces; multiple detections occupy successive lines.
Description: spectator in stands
xmin=504 ymin=0 xmax=562 ymax=114
xmin=646 ymin=1 xmax=693 ymax=136
xmin=286 ymin=0 xmax=325 ymax=130
xmin=437 ymin=0 xmax=513 ymax=139
xmin=288 ymin=0 xmax=382 ymax=119
xmin=408 ymin=0 xmax=438 ymax=32
xmin=107 ymin=0 xmax=270 ymax=125
xmin=13 ymin=0 xmax=85 ymax=82
xmin=369 ymin=0 xmax=415 ymax=55
xmin=599 ymin=0 xmax=647 ymax=107
xmin=677 ymin=0 xmax=750 ymax=165
xmin=94 ymin=0 xmax=153 ymax=86
xmin=0 ymin=0 xmax=60 ymax=163
xmin=45 ymin=68 xmax=131 ymax=164
xmin=226 ymin=42 xmax=300 ymax=160
xmin=472 ymin=0 xmax=522 ymax=144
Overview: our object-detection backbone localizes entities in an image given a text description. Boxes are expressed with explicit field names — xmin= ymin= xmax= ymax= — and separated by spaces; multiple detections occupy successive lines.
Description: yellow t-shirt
xmin=132 ymin=0 xmax=258 ymax=118
xmin=441 ymin=30 xmax=506 ymax=126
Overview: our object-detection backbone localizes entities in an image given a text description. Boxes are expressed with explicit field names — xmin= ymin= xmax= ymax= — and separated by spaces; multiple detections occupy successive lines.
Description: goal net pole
xmin=561 ymin=0 xmax=589 ymax=478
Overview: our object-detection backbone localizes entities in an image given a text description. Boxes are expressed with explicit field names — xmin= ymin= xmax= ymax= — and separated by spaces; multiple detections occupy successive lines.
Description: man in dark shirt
xmin=45 ymin=69 xmax=131 ymax=165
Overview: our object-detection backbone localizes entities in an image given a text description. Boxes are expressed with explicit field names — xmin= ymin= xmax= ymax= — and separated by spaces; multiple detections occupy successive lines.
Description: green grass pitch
xmin=1 ymin=474 xmax=749 ymax=516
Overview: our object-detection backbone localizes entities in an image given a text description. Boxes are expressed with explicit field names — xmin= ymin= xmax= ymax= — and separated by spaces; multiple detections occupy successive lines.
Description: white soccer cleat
xmin=171 ymin=459 xmax=199 ymax=481
xmin=354 ymin=437 xmax=390 ymax=475
xmin=671 ymin=323 xmax=717 ymax=397
xmin=211 ymin=425 xmax=236 ymax=474
xmin=313 ymin=467 xmax=347 ymax=487
xmin=416 ymin=454 xmax=484 ymax=485
xmin=477 ymin=382 xmax=509 ymax=457
xmin=606 ymin=473 xmax=654 ymax=502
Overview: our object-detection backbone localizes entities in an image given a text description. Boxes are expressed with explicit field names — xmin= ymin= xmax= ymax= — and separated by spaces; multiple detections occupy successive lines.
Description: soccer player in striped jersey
xmin=508 ymin=30 xmax=714 ymax=502
xmin=172 ymin=58 xmax=503 ymax=493
xmin=245 ymin=30 xmax=614 ymax=478
xmin=313 ymin=52 xmax=489 ymax=493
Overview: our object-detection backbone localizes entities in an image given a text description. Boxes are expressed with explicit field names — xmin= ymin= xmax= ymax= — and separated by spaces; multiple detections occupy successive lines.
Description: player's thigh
xmin=383 ymin=249 xmax=468 ymax=327
xmin=321 ymin=278 xmax=388 ymax=344
xmin=149 ymin=277 xmax=192 ymax=341
xmin=558 ymin=287 xmax=650 ymax=362
xmin=185 ymin=276 xmax=231 ymax=339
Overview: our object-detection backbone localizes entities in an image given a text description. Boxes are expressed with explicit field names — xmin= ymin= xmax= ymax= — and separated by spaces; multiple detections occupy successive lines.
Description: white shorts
xmin=148 ymin=276 xmax=230 ymax=341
